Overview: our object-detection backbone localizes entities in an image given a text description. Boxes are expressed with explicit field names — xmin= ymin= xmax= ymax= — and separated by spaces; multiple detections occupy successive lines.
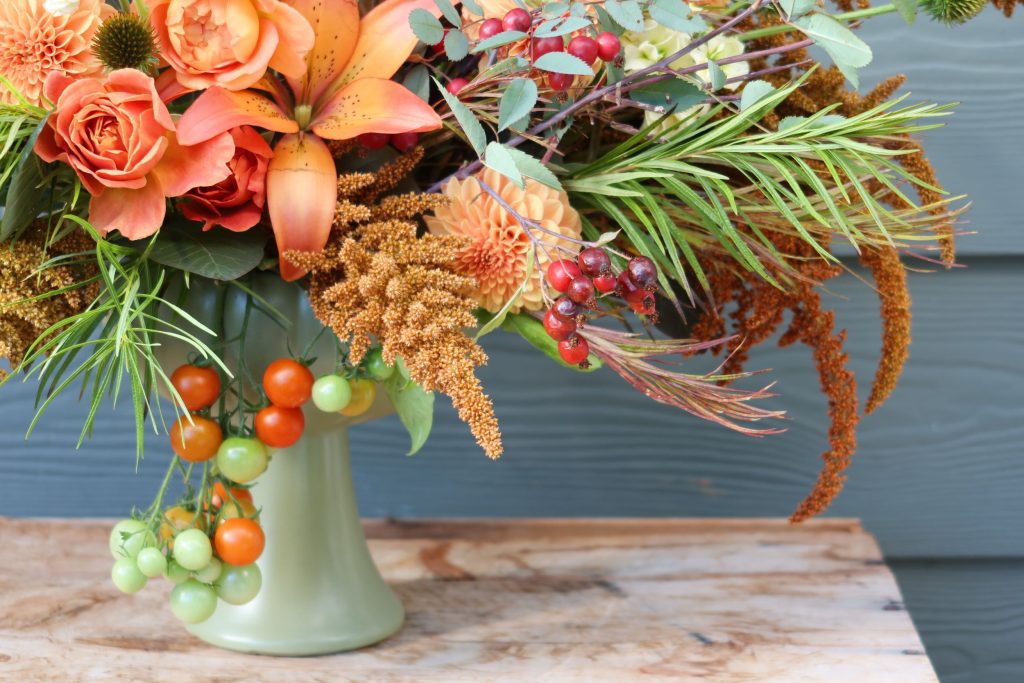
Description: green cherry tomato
xmin=170 ymin=579 xmax=218 ymax=624
xmin=164 ymin=561 xmax=191 ymax=585
xmin=172 ymin=528 xmax=213 ymax=571
xmin=216 ymin=437 xmax=269 ymax=484
xmin=215 ymin=563 xmax=263 ymax=605
xmin=364 ymin=348 xmax=395 ymax=381
xmin=135 ymin=547 xmax=168 ymax=578
xmin=311 ymin=375 xmax=352 ymax=413
xmin=194 ymin=557 xmax=223 ymax=584
xmin=111 ymin=558 xmax=148 ymax=594
xmin=108 ymin=519 xmax=155 ymax=559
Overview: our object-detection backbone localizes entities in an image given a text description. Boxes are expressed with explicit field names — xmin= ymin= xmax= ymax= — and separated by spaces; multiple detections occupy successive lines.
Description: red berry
xmin=391 ymin=131 xmax=419 ymax=153
xmin=596 ymin=32 xmax=621 ymax=62
xmin=543 ymin=308 xmax=576 ymax=341
xmin=617 ymin=270 xmax=640 ymax=297
xmin=577 ymin=247 xmax=611 ymax=277
xmin=593 ymin=274 xmax=617 ymax=294
xmin=547 ymin=72 xmax=573 ymax=92
xmin=627 ymin=256 xmax=658 ymax=288
xmin=447 ymin=77 xmax=470 ymax=95
xmin=567 ymin=36 xmax=599 ymax=65
xmin=357 ymin=132 xmax=390 ymax=149
xmin=551 ymin=296 xmax=579 ymax=321
xmin=502 ymin=8 xmax=532 ymax=32
xmin=630 ymin=290 xmax=657 ymax=316
xmin=532 ymin=36 xmax=564 ymax=60
xmin=558 ymin=334 xmax=590 ymax=366
xmin=546 ymin=259 xmax=581 ymax=292
xmin=478 ymin=18 xmax=503 ymax=40
xmin=567 ymin=276 xmax=595 ymax=305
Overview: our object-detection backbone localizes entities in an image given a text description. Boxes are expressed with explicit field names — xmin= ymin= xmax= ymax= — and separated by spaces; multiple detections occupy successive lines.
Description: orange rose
xmin=179 ymin=126 xmax=272 ymax=232
xmin=34 ymin=69 xmax=235 ymax=239
xmin=150 ymin=0 xmax=315 ymax=91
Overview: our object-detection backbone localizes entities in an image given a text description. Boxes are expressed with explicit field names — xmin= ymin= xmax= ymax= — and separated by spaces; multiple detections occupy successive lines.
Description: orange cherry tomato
xmin=254 ymin=405 xmax=305 ymax=449
xmin=208 ymin=482 xmax=254 ymax=510
xmin=170 ymin=365 xmax=222 ymax=412
xmin=340 ymin=378 xmax=376 ymax=417
xmin=215 ymin=518 xmax=265 ymax=566
xmin=160 ymin=505 xmax=199 ymax=544
xmin=262 ymin=358 xmax=314 ymax=408
xmin=169 ymin=416 xmax=223 ymax=462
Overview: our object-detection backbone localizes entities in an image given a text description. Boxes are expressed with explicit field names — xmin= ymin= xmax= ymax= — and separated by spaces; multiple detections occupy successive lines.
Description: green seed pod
xmin=922 ymin=0 xmax=987 ymax=24
xmin=91 ymin=13 xmax=159 ymax=72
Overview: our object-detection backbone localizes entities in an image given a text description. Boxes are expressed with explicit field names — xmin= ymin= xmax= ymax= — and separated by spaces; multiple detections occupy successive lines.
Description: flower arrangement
xmin=0 ymin=0 xmax=1011 ymax=630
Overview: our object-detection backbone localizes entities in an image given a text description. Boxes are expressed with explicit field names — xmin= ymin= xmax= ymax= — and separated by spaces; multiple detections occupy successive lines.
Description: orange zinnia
xmin=176 ymin=0 xmax=442 ymax=280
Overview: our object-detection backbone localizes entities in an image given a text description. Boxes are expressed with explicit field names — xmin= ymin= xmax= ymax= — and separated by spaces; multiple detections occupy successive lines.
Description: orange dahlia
xmin=0 ymin=0 xmax=113 ymax=106
xmin=426 ymin=168 xmax=582 ymax=313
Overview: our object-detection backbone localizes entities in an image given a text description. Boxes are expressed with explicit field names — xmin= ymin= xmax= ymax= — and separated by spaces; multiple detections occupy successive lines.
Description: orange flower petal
xmin=285 ymin=0 xmax=359 ymax=107
xmin=327 ymin=0 xmax=441 ymax=98
xmin=89 ymin=181 xmax=168 ymax=241
xmin=310 ymin=78 xmax=441 ymax=140
xmin=176 ymin=87 xmax=298 ymax=146
xmin=266 ymin=133 xmax=337 ymax=281
xmin=151 ymin=131 xmax=235 ymax=198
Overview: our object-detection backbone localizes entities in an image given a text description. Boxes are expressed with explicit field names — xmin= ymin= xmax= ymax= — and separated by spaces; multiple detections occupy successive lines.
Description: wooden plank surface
xmin=0 ymin=518 xmax=937 ymax=683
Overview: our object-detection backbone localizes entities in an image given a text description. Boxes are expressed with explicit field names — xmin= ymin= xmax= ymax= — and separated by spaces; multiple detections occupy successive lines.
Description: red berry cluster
xmin=356 ymin=131 xmax=420 ymax=152
xmin=473 ymin=10 xmax=621 ymax=93
xmin=543 ymin=248 xmax=660 ymax=368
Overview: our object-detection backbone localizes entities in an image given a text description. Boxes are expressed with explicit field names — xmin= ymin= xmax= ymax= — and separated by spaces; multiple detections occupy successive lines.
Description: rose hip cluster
xmin=544 ymin=248 xmax=659 ymax=367
xmin=450 ymin=9 xmax=621 ymax=94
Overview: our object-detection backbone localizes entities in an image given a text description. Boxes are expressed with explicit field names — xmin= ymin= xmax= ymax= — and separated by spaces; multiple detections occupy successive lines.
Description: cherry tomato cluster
xmin=544 ymin=249 xmax=660 ymax=367
xmin=446 ymin=10 xmax=622 ymax=95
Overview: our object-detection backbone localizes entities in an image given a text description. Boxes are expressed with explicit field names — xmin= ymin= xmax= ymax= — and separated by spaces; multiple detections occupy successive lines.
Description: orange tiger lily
xmin=176 ymin=0 xmax=442 ymax=280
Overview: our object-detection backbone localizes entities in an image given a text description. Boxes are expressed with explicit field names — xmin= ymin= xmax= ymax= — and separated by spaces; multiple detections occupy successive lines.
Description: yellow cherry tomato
xmin=340 ymin=378 xmax=376 ymax=417
xmin=160 ymin=505 xmax=199 ymax=545
xmin=216 ymin=498 xmax=260 ymax=527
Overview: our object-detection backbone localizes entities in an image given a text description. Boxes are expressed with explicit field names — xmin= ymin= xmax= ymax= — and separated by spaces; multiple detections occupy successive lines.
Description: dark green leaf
xmin=402 ymin=65 xmax=431 ymax=102
xmin=631 ymin=79 xmax=704 ymax=109
xmin=435 ymin=77 xmax=487 ymax=156
xmin=502 ymin=314 xmax=602 ymax=372
xmin=1 ymin=118 xmax=49 ymax=242
xmin=498 ymin=78 xmax=538 ymax=131
xmin=434 ymin=0 xmax=462 ymax=27
xmin=444 ymin=28 xmax=469 ymax=60
xmin=145 ymin=218 xmax=269 ymax=280
xmin=384 ymin=373 xmax=435 ymax=455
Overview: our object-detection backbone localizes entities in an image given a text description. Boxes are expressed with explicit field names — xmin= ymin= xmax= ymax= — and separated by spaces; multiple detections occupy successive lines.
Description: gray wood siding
xmin=0 ymin=8 xmax=1020 ymax=683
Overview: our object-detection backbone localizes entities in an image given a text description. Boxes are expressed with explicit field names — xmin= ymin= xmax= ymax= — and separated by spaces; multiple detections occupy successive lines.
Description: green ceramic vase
xmin=157 ymin=272 xmax=403 ymax=655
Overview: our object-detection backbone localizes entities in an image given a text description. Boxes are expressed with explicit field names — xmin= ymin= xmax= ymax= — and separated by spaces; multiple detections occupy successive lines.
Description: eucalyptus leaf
xmin=649 ymin=0 xmax=707 ymax=33
xmin=794 ymin=14 xmax=872 ymax=86
xmin=145 ymin=219 xmax=269 ymax=281
xmin=483 ymin=142 xmax=524 ymax=188
xmin=604 ymin=0 xmax=644 ymax=31
xmin=533 ymin=51 xmax=593 ymax=76
xmin=384 ymin=373 xmax=435 ymax=455
xmin=498 ymin=78 xmax=538 ymax=132
xmin=779 ymin=0 xmax=816 ymax=19
xmin=739 ymin=79 xmax=776 ymax=112
xmin=444 ymin=28 xmax=469 ymax=60
xmin=409 ymin=8 xmax=444 ymax=45
xmin=434 ymin=0 xmax=462 ymax=27
xmin=435 ymin=77 xmax=487 ymax=156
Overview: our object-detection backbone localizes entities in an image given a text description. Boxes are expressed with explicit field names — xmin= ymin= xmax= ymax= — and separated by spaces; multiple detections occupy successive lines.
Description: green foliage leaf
xmin=739 ymin=79 xmax=776 ymax=111
xmin=794 ymin=14 xmax=872 ymax=87
xmin=475 ymin=249 xmax=534 ymax=339
xmin=536 ymin=16 xmax=591 ymax=37
xmin=402 ymin=65 xmax=431 ymax=102
xmin=409 ymin=8 xmax=444 ymax=45
xmin=708 ymin=60 xmax=726 ymax=91
xmin=779 ymin=0 xmax=817 ymax=19
xmin=777 ymin=113 xmax=847 ymax=131
xmin=444 ymin=28 xmax=469 ymax=60
xmin=435 ymin=77 xmax=487 ymax=156
xmin=502 ymin=314 xmax=602 ymax=372
xmin=434 ymin=0 xmax=462 ymax=27
xmin=503 ymin=146 xmax=564 ymax=191
xmin=604 ymin=0 xmax=644 ymax=31
xmin=649 ymin=0 xmax=707 ymax=33
xmin=533 ymin=51 xmax=594 ymax=76
xmin=498 ymin=78 xmax=538 ymax=132
xmin=473 ymin=30 xmax=527 ymax=52
xmin=462 ymin=0 xmax=484 ymax=15
xmin=631 ymin=79 xmax=704 ymax=110
xmin=384 ymin=372 xmax=435 ymax=455
xmin=483 ymin=142 xmax=524 ymax=188
xmin=893 ymin=0 xmax=918 ymax=23
xmin=1 ymin=118 xmax=49 ymax=242
xmin=145 ymin=218 xmax=269 ymax=281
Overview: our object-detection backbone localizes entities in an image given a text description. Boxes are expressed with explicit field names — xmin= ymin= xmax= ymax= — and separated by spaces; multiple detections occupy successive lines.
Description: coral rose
xmin=150 ymin=0 xmax=315 ymax=91
xmin=0 ymin=0 xmax=114 ymax=106
xmin=34 ymin=69 xmax=235 ymax=239
xmin=179 ymin=125 xmax=272 ymax=232
xmin=426 ymin=169 xmax=582 ymax=313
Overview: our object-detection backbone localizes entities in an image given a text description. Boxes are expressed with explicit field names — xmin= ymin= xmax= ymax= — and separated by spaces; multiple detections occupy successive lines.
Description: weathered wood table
xmin=0 ymin=518 xmax=937 ymax=682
